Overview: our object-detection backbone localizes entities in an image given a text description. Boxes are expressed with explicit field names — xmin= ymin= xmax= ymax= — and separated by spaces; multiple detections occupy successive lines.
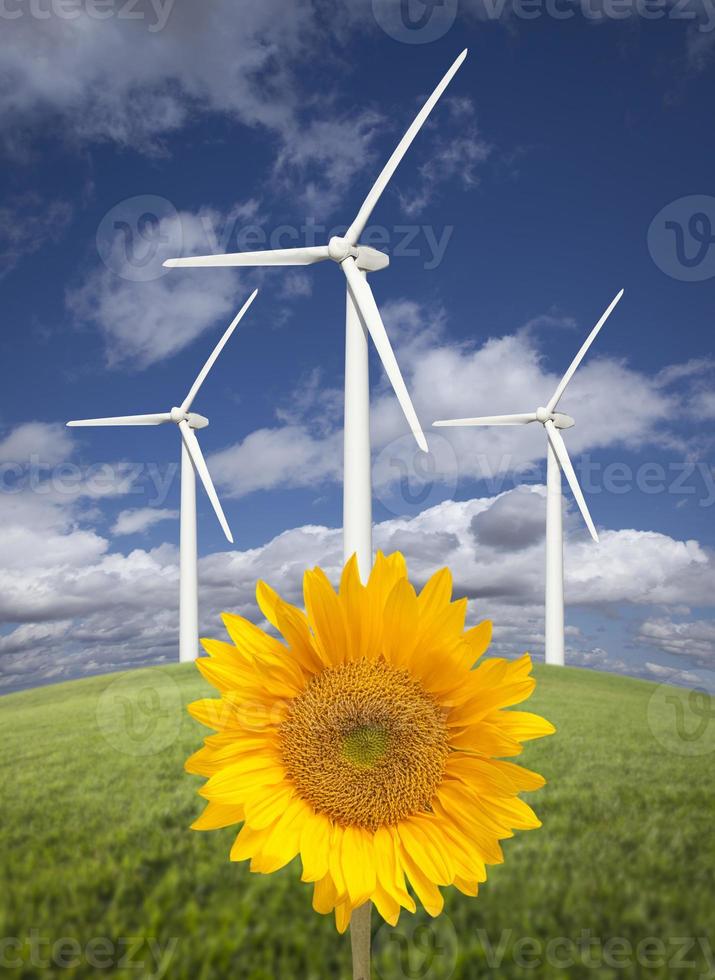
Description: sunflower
xmin=186 ymin=552 xmax=554 ymax=932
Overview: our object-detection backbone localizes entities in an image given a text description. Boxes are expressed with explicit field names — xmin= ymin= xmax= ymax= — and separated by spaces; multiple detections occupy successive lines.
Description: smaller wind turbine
xmin=434 ymin=289 xmax=624 ymax=666
xmin=67 ymin=289 xmax=258 ymax=662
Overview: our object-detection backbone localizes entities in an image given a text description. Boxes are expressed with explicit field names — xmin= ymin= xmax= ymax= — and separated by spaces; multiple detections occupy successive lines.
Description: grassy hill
xmin=1 ymin=663 xmax=714 ymax=979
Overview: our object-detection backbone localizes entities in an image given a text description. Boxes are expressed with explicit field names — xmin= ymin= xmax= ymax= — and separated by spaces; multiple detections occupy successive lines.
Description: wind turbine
xmin=67 ymin=289 xmax=258 ymax=663
xmin=434 ymin=289 xmax=624 ymax=666
xmin=162 ymin=50 xmax=468 ymax=581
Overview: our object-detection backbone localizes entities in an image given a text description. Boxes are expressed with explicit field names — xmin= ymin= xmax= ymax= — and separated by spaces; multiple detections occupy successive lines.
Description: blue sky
xmin=1 ymin=0 xmax=714 ymax=692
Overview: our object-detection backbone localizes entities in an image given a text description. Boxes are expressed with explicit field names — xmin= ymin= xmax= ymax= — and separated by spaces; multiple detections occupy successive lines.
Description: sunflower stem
xmin=350 ymin=901 xmax=372 ymax=979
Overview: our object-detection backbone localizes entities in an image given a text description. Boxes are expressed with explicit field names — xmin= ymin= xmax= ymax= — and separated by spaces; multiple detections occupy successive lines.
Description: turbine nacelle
xmin=66 ymin=289 xmax=259 ymax=547
xmin=327 ymin=236 xmax=390 ymax=273
xmin=536 ymin=407 xmax=574 ymax=429
xmin=160 ymin=51 xmax=472 ymax=456
xmin=433 ymin=289 xmax=625 ymax=545
xmin=170 ymin=406 xmax=209 ymax=429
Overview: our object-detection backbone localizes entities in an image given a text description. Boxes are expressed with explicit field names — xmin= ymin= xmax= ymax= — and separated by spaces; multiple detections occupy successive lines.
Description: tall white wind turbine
xmin=434 ymin=289 xmax=624 ymax=666
xmin=67 ymin=290 xmax=258 ymax=663
xmin=162 ymin=51 xmax=468 ymax=581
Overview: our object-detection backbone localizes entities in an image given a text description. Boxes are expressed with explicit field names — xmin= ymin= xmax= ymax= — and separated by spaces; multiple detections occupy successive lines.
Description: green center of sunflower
xmin=279 ymin=659 xmax=449 ymax=830
xmin=341 ymin=725 xmax=389 ymax=767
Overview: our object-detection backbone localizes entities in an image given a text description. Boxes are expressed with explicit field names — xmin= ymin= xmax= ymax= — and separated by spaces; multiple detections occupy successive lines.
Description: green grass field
xmin=1 ymin=663 xmax=714 ymax=979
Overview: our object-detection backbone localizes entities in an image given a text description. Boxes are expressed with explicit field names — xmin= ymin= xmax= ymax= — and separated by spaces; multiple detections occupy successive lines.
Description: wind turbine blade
xmin=181 ymin=290 xmax=258 ymax=413
xmin=434 ymin=413 xmax=538 ymax=427
xmin=544 ymin=420 xmax=598 ymax=542
xmin=164 ymin=246 xmax=330 ymax=269
xmin=178 ymin=420 xmax=234 ymax=543
xmin=341 ymin=256 xmax=427 ymax=453
xmin=344 ymin=49 xmax=468 ymax=246
xmin=546 ymin=289 xmax=625 ymax=413
xmin=66 ymin=413 xmax=172 ymax=427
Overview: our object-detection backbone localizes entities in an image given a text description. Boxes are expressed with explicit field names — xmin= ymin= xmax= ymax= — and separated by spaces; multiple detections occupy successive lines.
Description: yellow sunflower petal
xmin=304 ymin=567 xmax=348 ymax=666
xmin=366 ymin=551 xmax=408 ymax=613
xmin=463 ymin=620 xmax=492 ymax=662
xmin=374 ymin=827 xmax=416 ymax=912
xmin=187 ymin=552 xmax=551 ymax=933
xmin=397 ymin=818 xmax=454 ymax=886
xmin=339 ymin=554 xmax=381 ymax=661
xmin=221 ymin=612 xmax=286 ymax=663
xmin=489 ymin=709 xmax=556 ymax=742
xmin=243 ymin=783 xmax=297 ymax=830
xmin=300 ymin=811 xmax=333 ymax=883
xmin=313 ymin=873 xmax=339 ymax=915
xmin=372 ymin=881 xmax=401 ymax=926
xmin=274 ymin=601 xmax=324 ymax=674
xmin=191 ymin=801 xmax=245 ymax=830
xmin=381 ymin=579 xmax=419 ymax=669
xmin=187 ymin=697 xmax=242 ymax=731
xmin=340 ymin=825 xmax=377 ymax=905
xmin=400 ymin=848 xmax=444 ymax=917
xmin=448 ymin=722 xmax=523 ymax=758
xmin=335 ymin=900 xmax=353 ymax=934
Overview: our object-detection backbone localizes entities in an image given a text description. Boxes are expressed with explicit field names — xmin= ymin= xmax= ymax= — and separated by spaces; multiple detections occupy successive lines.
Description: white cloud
xmin=112 ymin=507 xmax=179 ymax=536
xmin=0 ymin=421 xmax=74 ymax=466
xmin=209 ymin=425 xmax=342 ymax=499
xmin=397 ymin=96 xmax=491 ymax=218
xmin=207 ymin=298 xmax=693 ymax=503
xmin=66 ymin=207 xmax=253 ymax=368
xmin=3 ymin=481 xmax=715 ymax=691
xmin=0 ymin=2 xmax=313 ymax=151
xmin=638 ymin=618 xmax=715 ymax=667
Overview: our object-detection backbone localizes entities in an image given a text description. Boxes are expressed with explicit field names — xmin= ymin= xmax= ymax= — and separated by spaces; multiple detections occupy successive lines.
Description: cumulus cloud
xmin=397 ymin=96 xmax=492 ymax=218
xmin=3 ymin=483 xmax=715 ymax=692
xmin=207 ymin=297 xmax=695 ymax=504
xmin=470 ymin=488 xmax=545 ymax=552
xmin=112 ymin=507 xmax=179 ymax=536
xmin=638 ymin=619 xmax=715 ymax=667
xmin=66 ymin=206 xmax=254 ymax=368
xmin=208 ymin=425 xmax=342 ymax=499
xmin=0 ymin=2 xmax=316 ymax=151
xmin=0 ymin=421 xmax=74 ymax=466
